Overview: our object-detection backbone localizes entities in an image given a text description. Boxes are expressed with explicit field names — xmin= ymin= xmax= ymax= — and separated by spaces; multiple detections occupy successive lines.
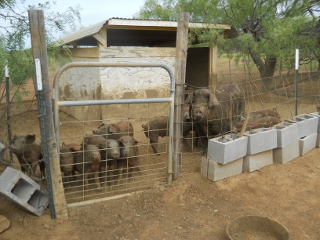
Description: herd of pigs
xmin=8 ymin=83 xmax=282 ymax=190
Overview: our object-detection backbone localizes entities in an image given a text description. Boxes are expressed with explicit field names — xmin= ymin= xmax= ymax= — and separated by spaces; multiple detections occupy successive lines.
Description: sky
xmin=12 ymin=0 xmax=147 ymax=32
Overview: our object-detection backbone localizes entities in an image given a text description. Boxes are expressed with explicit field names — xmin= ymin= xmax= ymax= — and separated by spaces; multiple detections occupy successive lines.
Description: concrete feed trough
xmin=226 ymin=215 xmax=290 ymax=240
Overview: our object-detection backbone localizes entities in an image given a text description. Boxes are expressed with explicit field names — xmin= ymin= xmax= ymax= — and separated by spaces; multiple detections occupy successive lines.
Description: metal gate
xmin=53 ymin=62 xmax=175 ymax=207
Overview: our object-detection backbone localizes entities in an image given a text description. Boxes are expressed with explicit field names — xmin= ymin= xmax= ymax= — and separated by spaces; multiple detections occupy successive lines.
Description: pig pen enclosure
xmin=53 ymin=62 xmax=176 ymax=206
xmin=1 ymin=56 xmax=320 ymax=239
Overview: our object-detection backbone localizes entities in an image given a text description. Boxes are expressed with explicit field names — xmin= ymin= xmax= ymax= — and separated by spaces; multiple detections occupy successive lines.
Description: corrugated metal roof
xmin=57 ymin=19 xmax=108 ymax=45
xmin=57 ymin=17 xmax=231 ymax=46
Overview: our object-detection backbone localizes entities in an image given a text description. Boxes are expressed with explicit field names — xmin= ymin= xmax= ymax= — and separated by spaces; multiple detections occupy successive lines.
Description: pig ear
xmin=92 ymin=130 xmax=98 ymax=134
xmin=118 ymin=137 xmax=124 ymax=144
xmin=83 ymin=137 xmax=89 ymax=146
xmin=185 ymin=90 xmax=194 ymax=104
xmin=70 ymin=148 xmax=76 ymax=152
xmin=98 ymin=143 xmax=104 ymax=149
xmin=108 ymin=125 xmax=114 ymax=133
xmin=26 ymin=134 xmax=36 ymax=144
xmin=134 ymin=140 xmax=139 ymax=145
xmin=208 ymin=92 xmax=219 ymax=108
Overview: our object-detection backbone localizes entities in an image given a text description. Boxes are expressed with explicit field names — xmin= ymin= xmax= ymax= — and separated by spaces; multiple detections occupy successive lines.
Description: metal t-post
xmin=5 ymin=66 xmax=13 ymax=163
xmin=295 ymin=49 xmax=299 ymax=116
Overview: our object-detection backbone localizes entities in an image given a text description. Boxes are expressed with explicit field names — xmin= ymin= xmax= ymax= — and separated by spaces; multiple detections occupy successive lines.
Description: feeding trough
xmin=226 ymin=215 xmax=290 ymax=240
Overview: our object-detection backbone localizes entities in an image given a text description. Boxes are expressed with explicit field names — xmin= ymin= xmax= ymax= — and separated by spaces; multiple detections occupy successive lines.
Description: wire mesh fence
xmin=1 ymin=58 xmax=319 ymax=207
xmin=57 ymin=103 xmax=171 ymax=205
xmin=179 ymin=60 xmax=320 ymax=173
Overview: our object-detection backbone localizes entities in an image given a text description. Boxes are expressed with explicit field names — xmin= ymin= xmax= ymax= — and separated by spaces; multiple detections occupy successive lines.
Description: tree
xmin=0 ymin=0 xmax=81 ymax=103
xmin=136 ymin=0 xmax=320 ymax=90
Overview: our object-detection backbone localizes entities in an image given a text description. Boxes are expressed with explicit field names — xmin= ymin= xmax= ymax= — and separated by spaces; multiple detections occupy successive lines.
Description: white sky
xmin=0 ymin=0 xmax=146 ymax=45
xmin=12 ymin=0 xmax=146 ymax=29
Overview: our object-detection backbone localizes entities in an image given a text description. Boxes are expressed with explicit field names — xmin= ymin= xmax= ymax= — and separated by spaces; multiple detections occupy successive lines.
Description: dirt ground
xmin=1 ymin=149 xmax=320 ymax=240
xmin=1 ymin=96 xmax=320 ymax=240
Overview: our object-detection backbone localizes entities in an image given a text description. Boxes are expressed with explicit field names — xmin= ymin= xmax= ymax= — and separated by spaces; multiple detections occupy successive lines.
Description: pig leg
xmin=93 ymin=171 xmax=102 ymax=189
xmin=85 ymin=169 xmax=102 ymax=190
xmin=18 ymin=157 xmax=30 ymax=174
xmin=117 ymin=159 xmax=128 ymax=181
xmin=39 ymin=160 xmax=46 ymax=178
xmin=127 ymin=159 xmax=142 ymax=179
xmin=149 ymin=134 xmax=159 ymax=154
xmin=182 ymin=138 xmax=191 ymax=152
xmin=30 ymin=161 xmax=38 ymax=177
xmin=195 ymin=124 xmax=208 ymax=155
xmin=99 ymin=164 xmax=107 ymax=187
xmin=107 ymin=160 xmax=118 ymax=186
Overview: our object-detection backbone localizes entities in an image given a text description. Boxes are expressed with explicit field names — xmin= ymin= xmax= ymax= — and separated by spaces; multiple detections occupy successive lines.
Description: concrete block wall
xmin=201 ymin=157 xmax=243 ymax=182
xmin=299 ymin=132 xmax=317 ymax=156
xmin=201 ymin=112 xmax=319 ymax=182
xmin=274 ymin=122 xmax=299 ymax=148
xmin=243 ymin=150 xmax=273 ymax=173
xmin=272 ymin=122 xmax=299 ymax=164
xmin=207 ymin=133 xmax=247 ymax=164
xmin=0 ymin=167 xmax=49 ymax=216
xmin=291 ymin=114 xmax=318 ymax=138
xmin=245 ymin=128 xmax=277 ymax=154
xmin=310 ymin=112 xmax=320 ymax=147
xmin=273 ymin=141 xmax=299 ymax=164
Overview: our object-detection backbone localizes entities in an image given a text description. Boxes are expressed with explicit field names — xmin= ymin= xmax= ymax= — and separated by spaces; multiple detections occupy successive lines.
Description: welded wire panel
xmin=57 ymin=103 xmax=171 ymax=205
xmin=180 ymin=65 xmax=320 ymax=173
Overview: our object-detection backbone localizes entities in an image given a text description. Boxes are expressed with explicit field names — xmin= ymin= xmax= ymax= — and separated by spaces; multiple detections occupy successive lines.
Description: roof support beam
xmin=93 ymin=33 xmax=106 ymax=47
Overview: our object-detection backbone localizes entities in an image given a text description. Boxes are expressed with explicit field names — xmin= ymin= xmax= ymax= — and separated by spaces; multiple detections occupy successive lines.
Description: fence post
xmin=173 ymin=12 xmax=189 ymax=179
xmin=28 ymin=10 xmax=68 ymax=219
xmin=5 ymin=66 xmax=13 ymax=163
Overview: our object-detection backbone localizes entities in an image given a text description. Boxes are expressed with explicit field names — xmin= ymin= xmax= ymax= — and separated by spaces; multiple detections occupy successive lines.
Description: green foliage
xmin=0 ymin=0 xmax=81 ymax=103
xmin=137 ymin=0 xmax=320 ymax=78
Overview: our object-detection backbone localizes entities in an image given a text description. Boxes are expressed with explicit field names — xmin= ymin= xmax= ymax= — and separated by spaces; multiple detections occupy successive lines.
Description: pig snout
xmin=193 ymin=110 xmax=204 ymax=121
xmin=112 ymin=152 xmax=120 ymax=159
xmin=93 ymin=152 xmax=101 ymax=161
xmin=121 ymin=149 xmax=128 ymax=157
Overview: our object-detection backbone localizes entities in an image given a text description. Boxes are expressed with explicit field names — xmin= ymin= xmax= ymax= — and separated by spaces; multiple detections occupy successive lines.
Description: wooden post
xmin=209 ymin=42 xmax=218 ymax=89
xmin=173 ymin=12 xmax=189 ymax=178
xmin=28 ymin=10 xmax=68 ymax=219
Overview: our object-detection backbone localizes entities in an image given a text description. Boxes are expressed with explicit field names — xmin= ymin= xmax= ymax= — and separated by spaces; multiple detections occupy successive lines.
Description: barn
xmin=56 ymin=18 xmax=231 ymax=120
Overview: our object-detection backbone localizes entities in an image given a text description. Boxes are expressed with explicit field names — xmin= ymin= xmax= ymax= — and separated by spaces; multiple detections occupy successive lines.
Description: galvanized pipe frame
xmin=53 ymin=62 xmax=175 ymax=197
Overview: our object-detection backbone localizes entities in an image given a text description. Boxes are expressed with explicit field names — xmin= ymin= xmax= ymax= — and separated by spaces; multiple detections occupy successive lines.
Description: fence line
xmin=1 ymin=59 xmax=319 ymax=209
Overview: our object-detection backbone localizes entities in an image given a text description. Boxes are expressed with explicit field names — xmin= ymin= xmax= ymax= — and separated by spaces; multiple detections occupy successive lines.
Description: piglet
xmin=99 ymin=139 xmax=121 ymax=185
xmin=142 ymin=116 xmax=194 ymax=154
xmin=10 ymin=134 xmax=45 ymax=178
xmin=73 ymin=144 xmax=102 ymax=189
xmin=92 ymin=120 xmax=134 ymax=139
xmin=118 ymin=136 xmax=142 ymax=179
xmin=60 ymin=142 xmax=76 ymax=184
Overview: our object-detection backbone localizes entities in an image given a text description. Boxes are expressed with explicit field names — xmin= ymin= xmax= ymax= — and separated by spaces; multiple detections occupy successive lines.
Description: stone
xmin=0 ymin=215 xmax=11 ymax=233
